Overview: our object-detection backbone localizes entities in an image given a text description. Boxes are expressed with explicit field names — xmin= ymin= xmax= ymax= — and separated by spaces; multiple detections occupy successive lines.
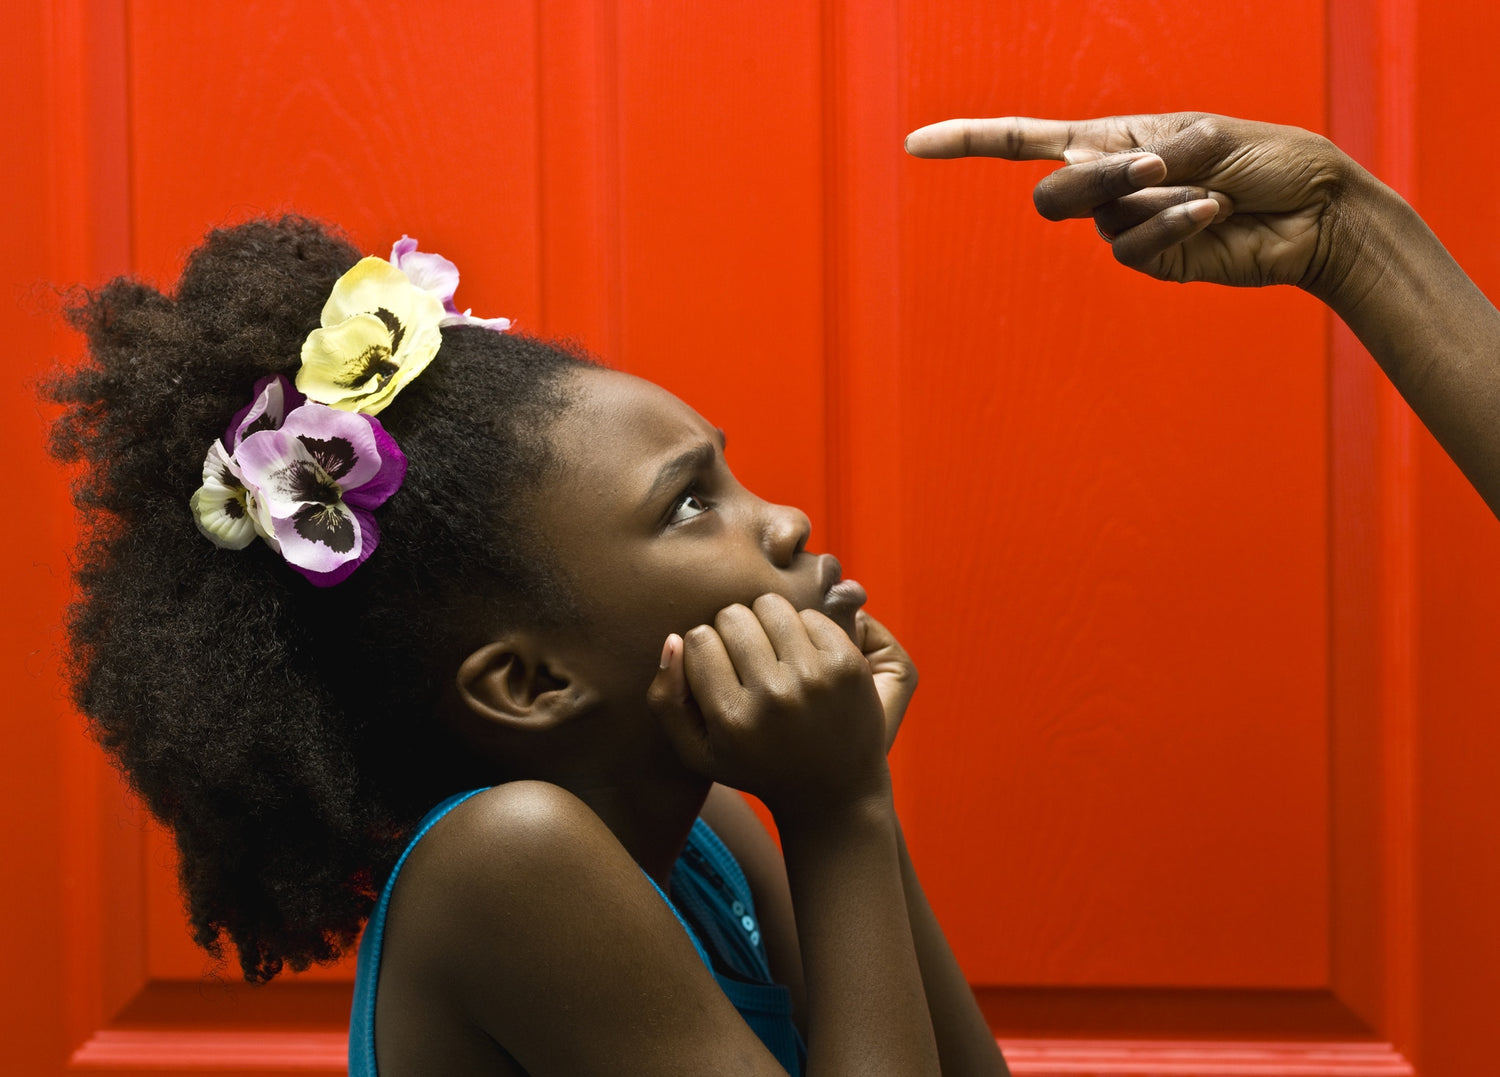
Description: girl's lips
xmin=815 ymin=553 xmax=866 ymax=637
xmin=823 ymin=578 xmax=868 ymax=615
xmin=822 ymin=578 xmax=868 ymax=639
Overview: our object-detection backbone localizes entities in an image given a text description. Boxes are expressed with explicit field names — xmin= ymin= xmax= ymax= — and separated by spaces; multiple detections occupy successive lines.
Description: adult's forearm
xmin=1319 ymin=167 xmax=1500 ymax=519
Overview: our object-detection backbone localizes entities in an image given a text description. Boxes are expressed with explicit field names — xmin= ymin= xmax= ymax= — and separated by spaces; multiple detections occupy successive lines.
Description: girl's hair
xmin=47 ymin=216 xmax=591 ymax=982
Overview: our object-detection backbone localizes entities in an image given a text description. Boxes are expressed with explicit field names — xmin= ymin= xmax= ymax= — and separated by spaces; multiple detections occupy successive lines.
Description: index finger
xmin=904 ymin=116 xmax=1137 ymax=161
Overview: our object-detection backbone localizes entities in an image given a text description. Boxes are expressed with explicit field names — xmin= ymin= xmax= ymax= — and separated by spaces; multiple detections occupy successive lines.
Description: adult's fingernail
xmin=1126 ymin=154 xmax=1165 ymax=183
xmin=1185 ymin=198 xmax=1219 ymax=223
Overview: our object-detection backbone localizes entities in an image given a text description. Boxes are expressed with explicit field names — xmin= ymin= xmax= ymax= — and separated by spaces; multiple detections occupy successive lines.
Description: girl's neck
xmin=560 ymin=752 xmax=713 ymax=889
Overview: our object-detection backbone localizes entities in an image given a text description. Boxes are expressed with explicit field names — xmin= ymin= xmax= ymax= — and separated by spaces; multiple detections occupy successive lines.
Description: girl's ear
xmin=455 ymin=637 xmax=595 ymax=731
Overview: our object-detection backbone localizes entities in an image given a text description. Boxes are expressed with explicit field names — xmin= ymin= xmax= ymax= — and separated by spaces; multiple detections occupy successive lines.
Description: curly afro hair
xmin=47 ymin=216 xmax=592 ymax=982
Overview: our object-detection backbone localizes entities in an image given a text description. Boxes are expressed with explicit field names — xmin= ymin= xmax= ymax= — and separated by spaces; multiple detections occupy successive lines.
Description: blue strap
xmin=348 ymin=788 xmax=485 ymax=1077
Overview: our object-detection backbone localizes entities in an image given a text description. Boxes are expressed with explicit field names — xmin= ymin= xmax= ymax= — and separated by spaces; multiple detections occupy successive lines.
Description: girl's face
xmin=531 ymin=366 xmax=862 ymax=708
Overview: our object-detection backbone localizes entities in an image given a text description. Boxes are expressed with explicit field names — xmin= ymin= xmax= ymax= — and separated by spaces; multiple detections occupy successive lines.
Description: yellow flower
xmin=296 ymin=257 xmax=445 ymax=415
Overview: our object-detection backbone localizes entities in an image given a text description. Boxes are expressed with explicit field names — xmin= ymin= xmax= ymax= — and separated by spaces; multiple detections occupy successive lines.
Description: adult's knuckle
xmin=1003 ymin=121 xmax=1028 ymax=158
xmin=959 ymin=119 xmax=976 ymax=157
xmin=1184 ymin=113 xmax=1232 ymax=155
xmin=1032 ymin=178 xmax=1067 ymax=221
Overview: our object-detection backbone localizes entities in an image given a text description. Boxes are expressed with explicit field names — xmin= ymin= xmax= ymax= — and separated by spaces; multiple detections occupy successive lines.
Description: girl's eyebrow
xmin=642 ymin=429 xmax=726 ymax=506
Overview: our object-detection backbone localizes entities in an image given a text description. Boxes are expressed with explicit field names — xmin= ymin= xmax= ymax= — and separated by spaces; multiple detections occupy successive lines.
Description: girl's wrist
xmin=770 ymin=774 xmax=898 ymax=840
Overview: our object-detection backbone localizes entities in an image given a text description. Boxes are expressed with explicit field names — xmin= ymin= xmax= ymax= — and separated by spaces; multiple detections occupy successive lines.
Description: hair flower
xmin=190 ymin=236 xmax=507 ymax=584
xmin=189 ymin=440 xmax=261 ymax=550
xmin=233 ymin=403 xmax=407 ymax=586
xmin=297 ymin=257 xmax=445 ymax=416
xmin=391 ymin=236 xmax=513 ymax=332
xmin=190 ymin=374 xmax=302 ymax=550
xmin=190 ymin=373 xmax=407 ymax=586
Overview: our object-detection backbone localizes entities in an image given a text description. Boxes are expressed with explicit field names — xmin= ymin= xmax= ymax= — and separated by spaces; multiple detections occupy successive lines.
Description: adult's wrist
xmin=1303 ymin=154 xmax=1411 ymax=316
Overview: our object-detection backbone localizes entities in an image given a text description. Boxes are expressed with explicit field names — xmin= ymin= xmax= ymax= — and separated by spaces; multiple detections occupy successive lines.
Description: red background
xmin=4 ymin=1 xmax=1497 ymax=1074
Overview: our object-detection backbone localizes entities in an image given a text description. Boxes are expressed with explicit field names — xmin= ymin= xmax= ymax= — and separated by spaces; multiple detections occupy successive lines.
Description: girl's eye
xmin=668 ymin=489 xmax=711 ymax=525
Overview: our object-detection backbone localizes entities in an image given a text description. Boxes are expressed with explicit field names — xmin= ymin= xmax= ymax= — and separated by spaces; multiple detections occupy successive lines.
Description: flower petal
xmin=276 ymin=404 xmax=388 ymax=493
xmin=390 ymin=238 xmax=461 ymax=309
xmin=290 ymin=509 xmax=379 ymax=587
xmin=190 ymin=441 xmax=258 ymax=549
xmin=440 ymin=310 xmax=513 ymax=332
xmin=227 ymin=373 xmax=303 ymax=447
xmin=270 ymin=498 xmax=364 ymax=573
xmin=390 ymin=238 xmax=511 ymax=333
xmin=341 ymin=416 xmax=407 ymax=510
xmin=297 ymin=257 xmax=443 ymax=415
xmin=298 ymin=313 xmax=401 ymax=410
xmin=235 ymin=428 xmax=341 ymax=520
xmin=390 ymin=236 xmax=418 ymax=262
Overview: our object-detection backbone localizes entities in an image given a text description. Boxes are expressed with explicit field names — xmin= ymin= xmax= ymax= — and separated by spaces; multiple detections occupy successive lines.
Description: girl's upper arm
xmin=391 ymin=781 xmax=789 ymax=1076
xmin=698 ymin=783 xmax=806 ymax=1019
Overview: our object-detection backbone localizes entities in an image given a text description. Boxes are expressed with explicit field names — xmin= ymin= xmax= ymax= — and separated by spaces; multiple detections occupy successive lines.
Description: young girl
xmin=49 ymin=217 xmax=1007 ymax=1076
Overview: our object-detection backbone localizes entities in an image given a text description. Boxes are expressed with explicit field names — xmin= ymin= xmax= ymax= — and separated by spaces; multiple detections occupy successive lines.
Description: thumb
xmin=646 ymin=634 xmax=713 ymax=775
xmin=856 ymin=612 xmax=918 ymax=750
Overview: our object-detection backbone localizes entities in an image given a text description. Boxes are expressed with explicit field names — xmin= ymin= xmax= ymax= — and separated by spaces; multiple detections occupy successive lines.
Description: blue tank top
xmin=348 ymin=789 xmax=806 ymax=1075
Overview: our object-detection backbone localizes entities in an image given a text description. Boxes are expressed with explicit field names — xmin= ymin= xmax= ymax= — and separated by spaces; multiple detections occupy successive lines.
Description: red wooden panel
xmin=16 ymin=0 xmax=1500 ymax=1073
xmin=127 ymin=0 xmax=542 ymax=331
xmin=1326 ymin=0 xmax=1418 ymax=1052
xmin=895 ymin=1 xmax=1330 ymax=990
xmin=1 ymin=1 xmax=74 ymax=1071
xmin=534 ymin=0 xmax=623 ymax=357
xmin=1408 ymin=3 xmax=1500 ymax=1075
xmin=611 ymin=1 xmax=829 ymax=526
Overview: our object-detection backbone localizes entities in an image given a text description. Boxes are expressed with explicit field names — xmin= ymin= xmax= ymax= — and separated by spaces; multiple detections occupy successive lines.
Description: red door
xmin=7 ymin=1 xmax=1500 ymax=1074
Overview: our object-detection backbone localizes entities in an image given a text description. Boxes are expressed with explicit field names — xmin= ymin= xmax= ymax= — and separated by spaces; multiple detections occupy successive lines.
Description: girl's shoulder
xmin=374 ymin=781 xmax=791 ymax=1076
xmin=406 ymin=780 xmax=627 ymax=885
xmin=387 ymin=781 xmax=645 ymax=962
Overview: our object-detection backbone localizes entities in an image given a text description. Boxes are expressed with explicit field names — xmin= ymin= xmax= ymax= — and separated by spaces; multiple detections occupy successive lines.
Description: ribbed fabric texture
xmin=349 ymin=793 xmax=806 ymax=1076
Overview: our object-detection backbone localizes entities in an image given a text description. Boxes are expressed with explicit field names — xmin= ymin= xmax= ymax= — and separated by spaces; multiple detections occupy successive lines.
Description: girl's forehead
xmin=536 ymin=368 xmax=719 ymax=534
xmin=561 ymin=367 xmax=716 ymax=454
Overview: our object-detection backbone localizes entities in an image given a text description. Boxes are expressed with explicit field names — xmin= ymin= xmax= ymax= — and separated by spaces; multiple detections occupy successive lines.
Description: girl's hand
xmin=855 ymin=610 xmax=917 ymax=752
xmin=648 ymin=593 xmax=890 ymax=823
xmin=904 ymin=112 xmax=1364 ymax=303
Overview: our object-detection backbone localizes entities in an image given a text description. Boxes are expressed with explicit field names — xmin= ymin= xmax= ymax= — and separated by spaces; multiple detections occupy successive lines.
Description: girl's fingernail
xmin=659 ymin=635 xmax=675 ymax=670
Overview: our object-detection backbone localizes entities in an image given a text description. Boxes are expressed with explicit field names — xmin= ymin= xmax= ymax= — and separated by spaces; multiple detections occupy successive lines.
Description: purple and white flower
xmin=189 ymin=374 xmax=407 ymax=586
xmin=391 ymin=236 xmax=513 ymax=332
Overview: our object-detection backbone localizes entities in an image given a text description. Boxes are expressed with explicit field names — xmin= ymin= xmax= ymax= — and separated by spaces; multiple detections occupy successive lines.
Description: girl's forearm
xmin=895 ymin=824 xmax=1010 ymax=1076
xmin=1319 ymin=167 xmax=1500 ymax=519
xmin=777 ymin=793 xmax=941 ymax=1077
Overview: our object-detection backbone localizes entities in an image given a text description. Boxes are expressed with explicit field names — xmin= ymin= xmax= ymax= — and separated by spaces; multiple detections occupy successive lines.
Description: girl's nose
xmin=763 ymin=503 xmax=811 ymax=567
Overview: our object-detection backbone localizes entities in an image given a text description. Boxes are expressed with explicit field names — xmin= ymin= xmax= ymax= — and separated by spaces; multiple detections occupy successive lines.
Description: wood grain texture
xmin=1407 ymin=2 xmax=1500 ymax=1074
xmin=2 ymin=0 xmax=77 ymax=1071
xmin=895 ymin=0 xmax=1330 ymax=988
xmin=11 ymin=0 xmax=1500 ymax=1072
